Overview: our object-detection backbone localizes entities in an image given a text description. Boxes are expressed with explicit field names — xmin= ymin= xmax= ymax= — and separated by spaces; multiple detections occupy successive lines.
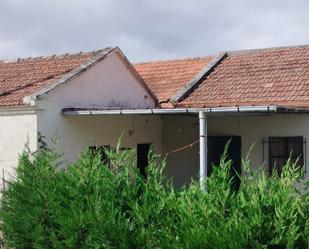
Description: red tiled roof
xmin=0 ymin=48 xmax=111 ymax=106
xmin=134 ymin=57 xmax=213 ymax=103
xmin=178 ymin=46 xmax=309 ymax=108
xmin=3 ymin=45 xmax=309 ymax=110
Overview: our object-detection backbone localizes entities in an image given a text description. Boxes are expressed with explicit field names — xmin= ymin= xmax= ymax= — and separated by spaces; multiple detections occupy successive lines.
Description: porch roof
xmin=61 ymin=105 xmax=309 ymax=116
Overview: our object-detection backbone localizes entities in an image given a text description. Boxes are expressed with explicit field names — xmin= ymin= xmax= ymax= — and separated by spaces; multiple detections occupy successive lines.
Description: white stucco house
xmin=1 ymin=45 xmax=309 ymax=187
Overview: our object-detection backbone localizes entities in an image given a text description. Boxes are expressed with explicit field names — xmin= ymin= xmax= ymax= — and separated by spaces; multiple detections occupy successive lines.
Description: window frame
xmin=263 ymin=136 xmax=306 ymax=175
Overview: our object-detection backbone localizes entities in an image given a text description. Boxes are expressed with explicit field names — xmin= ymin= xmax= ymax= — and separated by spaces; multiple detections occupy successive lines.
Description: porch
xmin=58 ymin=107 xmax=309 ymax=186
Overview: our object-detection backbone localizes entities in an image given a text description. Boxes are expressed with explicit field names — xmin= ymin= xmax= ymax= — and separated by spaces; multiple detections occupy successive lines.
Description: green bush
xmin=0 ymin=145 xmax=308 ymax=249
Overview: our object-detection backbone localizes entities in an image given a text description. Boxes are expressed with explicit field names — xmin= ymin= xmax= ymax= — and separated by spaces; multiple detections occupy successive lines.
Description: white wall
xmin=37 ymin=51 xmax=160 ymax=165
xmin=0 ymin=112 xmax=37 ymax=184
xmin=162 ymin=115 xmax=199 ymax=186
xmin=43 ymin=51 xmax=156 ymax=110
xmin=39 ymin=114 xmax=162 ymax=166
xmin=162 ymin=113 xmax=309 ymax=186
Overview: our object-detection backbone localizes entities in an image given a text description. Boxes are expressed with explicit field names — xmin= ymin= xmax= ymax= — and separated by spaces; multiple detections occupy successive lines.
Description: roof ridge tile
xmin=134 ymin=56 xmax=213 ymax=65
xmin=227 ymin=43 xmax=309 ymax=56
xmin=0 ymin=47 xmax=112 ymax=64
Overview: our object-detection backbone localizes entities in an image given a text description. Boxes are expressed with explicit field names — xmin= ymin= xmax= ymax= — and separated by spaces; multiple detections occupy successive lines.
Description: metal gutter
xmin=62 ymin=105 xmax=279 ymax=115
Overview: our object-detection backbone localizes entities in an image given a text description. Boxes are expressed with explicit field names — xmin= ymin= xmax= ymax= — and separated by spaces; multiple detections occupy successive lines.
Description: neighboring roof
xmin=134 ymin=56 xmax=213 ymax=104
xmin=178 ymin=45 xmax=309 ymax=109
xmin=0 ymin=48 xmax=113 ymax=107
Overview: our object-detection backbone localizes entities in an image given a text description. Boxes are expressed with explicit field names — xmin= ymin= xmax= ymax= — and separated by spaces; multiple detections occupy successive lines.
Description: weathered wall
xmin=162 ymin=113 xmax=309 ymax=186
xmin=162 ymin=115 xmax=199 ymax=186
xmin=37 ymin=51 xmax=160 ymax=165
xmin=39 ymin=51 xmax=155 ymax=110
xmin=209 ymin=113 xmax=309 ymax=172
xmin=0 ymin=111 xmax=37 ymax=183
xmin=49 ymin=115 xmax=162 ymax=165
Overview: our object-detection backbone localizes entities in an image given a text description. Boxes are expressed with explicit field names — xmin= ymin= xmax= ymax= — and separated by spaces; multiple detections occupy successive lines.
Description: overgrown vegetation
xmin=0 ymin=144 xmax=309 ymax=249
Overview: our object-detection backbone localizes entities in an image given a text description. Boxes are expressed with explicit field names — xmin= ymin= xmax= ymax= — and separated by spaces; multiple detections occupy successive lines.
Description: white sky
xmin=0 ymin=0 xmax=309 ymax=62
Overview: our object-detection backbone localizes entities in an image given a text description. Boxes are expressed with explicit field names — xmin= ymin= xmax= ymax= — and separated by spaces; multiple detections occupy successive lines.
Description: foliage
xmin=0 ymin=144 xmax=308 ymax=249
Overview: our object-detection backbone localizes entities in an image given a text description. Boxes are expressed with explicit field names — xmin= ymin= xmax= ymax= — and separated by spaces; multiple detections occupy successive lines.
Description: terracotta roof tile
xmin=3 ymin=45 xmax=309 ymax=110
xmin=134 ymin=57 xmax=213 ymax=104
xmin=0 ymin=48 xmax=111 ymax=107
xmin=179 ymin=46 xmax=309 ymax=109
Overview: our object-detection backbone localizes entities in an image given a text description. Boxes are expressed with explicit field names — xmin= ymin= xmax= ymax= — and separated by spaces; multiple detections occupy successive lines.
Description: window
xmin=89 ymin=145 xmax=132 ymax=167
xmin=268 ymin=137 xmax=304 ymax=175
xmin=89 ymin=145 xmax=111 ymax=164
xmin=89 ymin=144 xmax=151 ymax=177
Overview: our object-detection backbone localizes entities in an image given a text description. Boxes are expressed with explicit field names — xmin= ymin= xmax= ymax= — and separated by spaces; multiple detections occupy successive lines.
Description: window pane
xmin=275 ymin=158 xmax=284 ymax=175
xmin=268 ymin=136 xmax=304 ymax=175
xmin=287 ymin=137 xmax=303 ymax=157
xmin=269 ymin=137 xmax=286 ymax=157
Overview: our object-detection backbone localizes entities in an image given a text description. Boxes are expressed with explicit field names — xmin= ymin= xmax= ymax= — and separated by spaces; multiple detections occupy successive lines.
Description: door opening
xmin=207 ymin=136 xmax=241 ymax=190
xmin=137 ymin=143 xmax=151 ymax=178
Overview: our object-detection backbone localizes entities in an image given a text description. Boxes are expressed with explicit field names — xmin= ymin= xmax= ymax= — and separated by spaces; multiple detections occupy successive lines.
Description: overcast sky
xmin=0 ymin=0 xmax=309 ymax=62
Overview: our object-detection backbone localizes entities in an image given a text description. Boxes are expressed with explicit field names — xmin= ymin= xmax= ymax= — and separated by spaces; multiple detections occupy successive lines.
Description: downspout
xmin=199 ymin=111 xmax=207 ymax=190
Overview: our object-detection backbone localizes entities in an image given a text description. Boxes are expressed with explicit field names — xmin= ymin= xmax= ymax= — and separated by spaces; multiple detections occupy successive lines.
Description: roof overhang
xmin=61 ymin=105 xmax=309 ymax=116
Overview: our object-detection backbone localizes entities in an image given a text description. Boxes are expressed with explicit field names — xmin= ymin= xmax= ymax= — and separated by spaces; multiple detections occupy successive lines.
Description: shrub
xmin=0 ymin=145 xmax=308 ymax=249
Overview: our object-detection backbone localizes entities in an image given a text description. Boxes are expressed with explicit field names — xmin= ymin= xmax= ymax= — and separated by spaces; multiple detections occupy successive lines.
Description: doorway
xmin=137 ymin=143 xmax=151 ymax=178
xmin=207 ymin=136 xmax=241 ymax=190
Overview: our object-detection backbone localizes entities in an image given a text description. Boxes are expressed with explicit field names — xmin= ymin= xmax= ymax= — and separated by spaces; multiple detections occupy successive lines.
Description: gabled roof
xmin=0 ymin=47 xmax=158 ymax=107
xmin=134 ymin=56 xmax=213 ymax=105
xmin=3 ymin=44 xmax=309 ymax=110
xmin=177 ymin=45 xmax=309 ymax=109
xmin=0 ymin=48 xmax=113 ymax=106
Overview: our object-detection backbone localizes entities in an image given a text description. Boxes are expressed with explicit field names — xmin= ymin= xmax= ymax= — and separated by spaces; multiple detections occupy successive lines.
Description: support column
xmin=199 ymin=111 xmax=207 ymax=190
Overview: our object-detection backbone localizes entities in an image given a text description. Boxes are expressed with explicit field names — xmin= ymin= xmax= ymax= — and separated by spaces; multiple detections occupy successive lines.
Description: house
xmin=0 ymin=45 xmax=309 ymax=187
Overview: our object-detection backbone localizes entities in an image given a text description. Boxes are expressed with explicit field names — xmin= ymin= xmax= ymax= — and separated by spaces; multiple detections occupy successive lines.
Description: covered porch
xmin=60 ymin=106 xmax=309 ymax=186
